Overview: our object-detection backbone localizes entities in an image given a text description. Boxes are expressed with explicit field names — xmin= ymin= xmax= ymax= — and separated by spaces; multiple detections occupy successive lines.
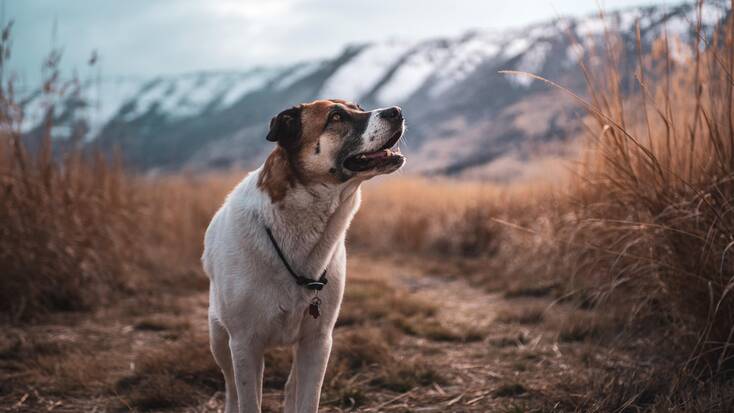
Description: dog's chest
xmin=268 ymin=298 xmax=313 ymax=345
xmin=265 ymin=274 xmax=343 ymax=346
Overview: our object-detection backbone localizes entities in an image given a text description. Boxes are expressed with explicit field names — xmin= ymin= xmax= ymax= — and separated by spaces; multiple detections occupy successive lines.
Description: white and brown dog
xmin=202 ymin=99 xmax=405 ymax=413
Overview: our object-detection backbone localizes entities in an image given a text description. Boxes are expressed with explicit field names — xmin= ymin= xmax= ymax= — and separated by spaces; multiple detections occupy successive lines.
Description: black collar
xmin=265 ymin=227 xmax=328 ymax=291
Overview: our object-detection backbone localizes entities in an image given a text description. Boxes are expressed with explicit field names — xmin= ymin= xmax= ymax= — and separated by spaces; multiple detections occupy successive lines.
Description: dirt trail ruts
xmin=2 ymin=252 xmax=604 ymax=412
xmin=314 ymin=253 xmax=599 ymax=413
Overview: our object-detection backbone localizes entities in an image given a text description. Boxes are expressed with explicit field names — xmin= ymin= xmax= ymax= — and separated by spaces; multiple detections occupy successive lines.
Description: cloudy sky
xmin=9 ymin=0 xmax=668 ymax=82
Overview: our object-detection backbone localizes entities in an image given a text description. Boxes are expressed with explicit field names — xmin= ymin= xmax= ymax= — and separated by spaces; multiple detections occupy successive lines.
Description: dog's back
xmin=202 ymin=169 xmax=263 ymax=283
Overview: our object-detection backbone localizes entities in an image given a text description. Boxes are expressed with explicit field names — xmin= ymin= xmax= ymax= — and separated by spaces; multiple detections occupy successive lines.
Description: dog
xmin=202 ymin=99 xmax=406 ymax=413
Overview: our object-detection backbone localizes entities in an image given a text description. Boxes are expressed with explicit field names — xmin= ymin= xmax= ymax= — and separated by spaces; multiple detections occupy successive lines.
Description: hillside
xmin=20 ymin=1 xmax=728 ymax=178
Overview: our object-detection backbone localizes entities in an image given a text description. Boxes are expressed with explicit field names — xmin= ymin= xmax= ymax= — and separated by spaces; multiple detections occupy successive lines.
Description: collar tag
xmin=309 ymin=296 xmax=322 ymax=319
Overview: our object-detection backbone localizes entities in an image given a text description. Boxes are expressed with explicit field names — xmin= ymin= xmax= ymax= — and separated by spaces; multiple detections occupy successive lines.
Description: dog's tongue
xmin=362 ymin=149 xmax=391 ymax=159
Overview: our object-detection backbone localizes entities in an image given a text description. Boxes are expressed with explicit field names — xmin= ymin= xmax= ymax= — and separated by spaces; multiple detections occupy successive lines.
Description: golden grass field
xmin=2 ymin=10 xmax=734 ymax=413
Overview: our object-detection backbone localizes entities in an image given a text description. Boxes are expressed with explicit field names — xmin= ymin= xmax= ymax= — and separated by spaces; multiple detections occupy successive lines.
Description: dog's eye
xmin=330 ymin=113 xmax=342 ymax=122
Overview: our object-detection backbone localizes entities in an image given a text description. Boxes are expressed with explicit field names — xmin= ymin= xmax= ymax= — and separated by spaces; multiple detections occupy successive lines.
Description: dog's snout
xmin=379 ymin=106 xmax=402 ymax=121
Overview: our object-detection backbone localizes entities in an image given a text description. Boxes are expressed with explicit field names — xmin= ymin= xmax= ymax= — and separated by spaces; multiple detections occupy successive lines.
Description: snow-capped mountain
xmin=20 ymin=1 xmax=729 ymax=178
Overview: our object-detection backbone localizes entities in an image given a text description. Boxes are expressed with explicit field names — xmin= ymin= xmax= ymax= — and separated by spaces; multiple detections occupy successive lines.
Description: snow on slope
xmin=319 ymin=40 xmax=415 ymax=100
xmin=274 ymin=61 xmax=323 ymax=91
xmin=217 ymin=68 xmax=285 ymax=107
xmin=160 ymin=74 xmax=220 ymax=118
xmin=618 ymin=8 xmax=644 ymax=31
xmin=429 ymin=32 xmax=503 ymax=97
xmin=19 ymin=67 xmax=289 ymax=135
xmin=18 ymin=77 xmax=143 ymax=136
xmin=90 ymin=77 xmax=145 ymax=127
xmin=510 ymin=41 xmax=553 ymax=87
xmin=576 ymin=15 xmax=607 ymax=37
xmin=18 ymin=1 xmax=729 ymax=144
xmin=700 ymin=2 xmax=727 ymax=26
xmin=115 ymin=68 xmax=287 ymax=122
xmin=375 ymin=42 xmax=450 ymax=104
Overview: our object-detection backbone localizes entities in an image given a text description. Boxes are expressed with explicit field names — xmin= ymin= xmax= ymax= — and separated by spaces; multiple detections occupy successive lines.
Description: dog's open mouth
xmin=343 ymin=131 xmax=405 ymax=172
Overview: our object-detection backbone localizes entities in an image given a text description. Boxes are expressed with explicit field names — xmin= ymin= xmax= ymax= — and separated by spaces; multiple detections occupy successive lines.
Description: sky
xmin=8 ymin=0 xmax=671 ymax=83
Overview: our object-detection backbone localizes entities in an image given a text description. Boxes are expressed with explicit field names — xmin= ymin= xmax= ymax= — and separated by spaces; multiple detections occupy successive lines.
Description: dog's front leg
xmin=283 ymin=353 xmax=298 ymax=413
xmin=229 ymin=335 xmax=265 ymax=413
xmin=288 ymin=331 xmax=332 ymax=413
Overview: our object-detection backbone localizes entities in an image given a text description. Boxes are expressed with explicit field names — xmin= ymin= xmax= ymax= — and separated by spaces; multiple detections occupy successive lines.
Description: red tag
xmin=309 ymin=302 xmax=320 ymax=319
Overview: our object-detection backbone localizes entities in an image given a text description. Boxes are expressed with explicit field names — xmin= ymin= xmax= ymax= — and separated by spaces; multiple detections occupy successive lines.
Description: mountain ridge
xmin=19 ymin=1 xmax=729 ymax=178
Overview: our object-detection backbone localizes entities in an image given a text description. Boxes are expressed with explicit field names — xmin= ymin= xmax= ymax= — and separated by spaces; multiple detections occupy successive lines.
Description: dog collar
xmin=264 ymin=227 xmax=328 ymax=291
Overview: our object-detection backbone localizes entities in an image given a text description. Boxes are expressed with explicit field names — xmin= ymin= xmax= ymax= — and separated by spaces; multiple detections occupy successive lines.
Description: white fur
xmin=203 ymin=107 xmax=403 ymax=413
xmin=361 ymin=108 xmax=399 ymax=151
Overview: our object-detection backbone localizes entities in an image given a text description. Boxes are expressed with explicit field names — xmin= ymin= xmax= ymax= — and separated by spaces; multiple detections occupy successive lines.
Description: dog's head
xmin=265 ymin=99 xmax=406 ymax=184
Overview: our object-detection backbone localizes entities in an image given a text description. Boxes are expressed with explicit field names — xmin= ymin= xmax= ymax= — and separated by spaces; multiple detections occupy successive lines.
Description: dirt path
xmin=2 ymin=252 xmax=604 ymax=412
xmin=312 ymin=253 xmax=599 ymax=413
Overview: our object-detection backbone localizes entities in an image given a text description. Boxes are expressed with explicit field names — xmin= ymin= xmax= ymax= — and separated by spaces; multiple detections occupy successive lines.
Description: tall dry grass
xmin=565 ymin=8 xmax=734 ymax=375
xmin=0 ymin=22 xmax=236 ymax=320
xmin=3 ymin=5 xmax=733 ymax=408
xmin=0 ymin=23 xmax=142 ymax=319
xmin=353 ymin=4 xmax=734 ymax=405
xmin=0 ymin=138 xmax=142 ymax=319
xmin=0 ymin=139 xmax=231 ymax=320
xmin=387 ymin=6 xmax=734 ymax=373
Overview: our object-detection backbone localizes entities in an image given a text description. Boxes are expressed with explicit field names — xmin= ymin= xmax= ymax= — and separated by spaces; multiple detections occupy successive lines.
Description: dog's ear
xmin=266 ymin=106 xmax=302 ymax=146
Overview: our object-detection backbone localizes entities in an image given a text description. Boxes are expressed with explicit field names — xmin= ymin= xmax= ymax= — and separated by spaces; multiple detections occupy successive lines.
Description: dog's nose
xmin=379 ymin=106 xmax=402 ymax=120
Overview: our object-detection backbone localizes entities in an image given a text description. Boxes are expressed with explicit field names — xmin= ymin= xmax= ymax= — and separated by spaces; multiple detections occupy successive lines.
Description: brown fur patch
xmin=299 ymin=100 xmax=334 ymax=148
xmin=258 ymin=99 xmax=368 ymax=202
xmin=329 ymin=99 xmax=362 ymax=111
xmin=257 ymin=146 xmax=297 ymax=203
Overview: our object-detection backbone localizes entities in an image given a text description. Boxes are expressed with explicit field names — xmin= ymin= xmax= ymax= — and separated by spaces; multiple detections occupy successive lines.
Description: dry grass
xmin=394 ymin=316 xmax=486 ymax=342
xmin=1 ymin=105 xmax=234 ymax=322
xmin=496 ymin=304 xmax=546 ymax=325
xmin=337 ymin=277 xmax=437 ymax=327
xmin=554 ymin=4 xmax=734 ymax=388
xmin=0 ymin=141 xmax=141 ymax=320
xmin=350 ymin=6 xmax=734 ymax=410
xmin=351 ymin=176 xmax=552 ymax=257
xmin=3 ymin=5 xmax=734 ymax=412
xmin=0 ymin=137 xmax=237 ymax=321
xmin=115 ymin=334 xmax=223 ymax=410
xmin=324 ymin=327 xmax=443 ymax=407
xmin=0 ymin=18 xmax=239 ymax=321
xmin=1 ymin=252 xmax=446 ymax=412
